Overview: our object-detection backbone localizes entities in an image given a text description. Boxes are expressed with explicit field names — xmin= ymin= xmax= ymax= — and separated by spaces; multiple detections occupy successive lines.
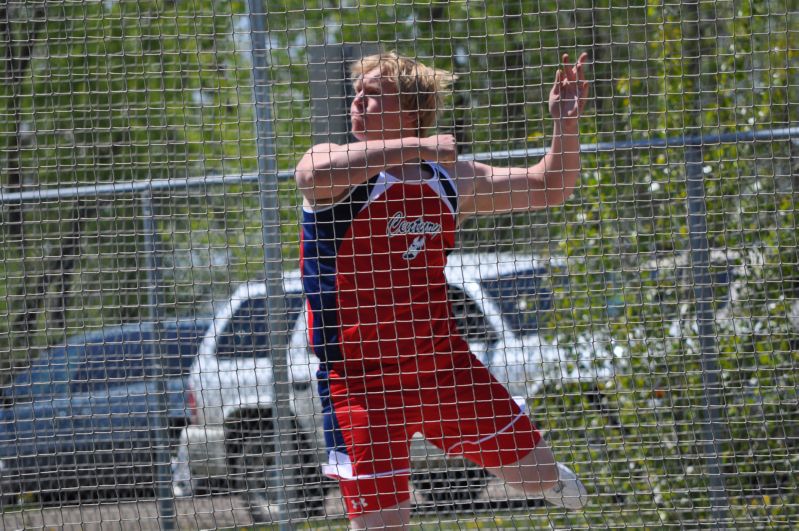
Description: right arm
xmin=294 ymin=136 xmax=456 ymax=206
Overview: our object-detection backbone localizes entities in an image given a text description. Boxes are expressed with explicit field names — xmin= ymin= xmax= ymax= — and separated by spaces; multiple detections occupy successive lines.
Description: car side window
xmin=215 ymin=297 xmax=267 ymax=359
xmin=168 ymin=322 xmax=210 ymax=375
xmin=447 ymin=284 xmax=499 ymax=346
xmin=480 ymin=268 xmax=553 ymax=337
xmin=215 ymin=290 xmax=305 ymax=359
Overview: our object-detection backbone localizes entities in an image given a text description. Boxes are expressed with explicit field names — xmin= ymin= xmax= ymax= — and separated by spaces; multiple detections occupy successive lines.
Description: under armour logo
xmin=351 ymin=497 xmax=369 ymax=511
xmin=402 ymin=235 xmax=426 ymax=261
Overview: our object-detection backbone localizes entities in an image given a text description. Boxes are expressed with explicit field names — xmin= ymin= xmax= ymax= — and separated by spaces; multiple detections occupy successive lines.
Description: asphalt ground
xmin=0 ymin=492 xmax=348 ymax=531
xmin=0 ymin=479 xmax=538 ymax=530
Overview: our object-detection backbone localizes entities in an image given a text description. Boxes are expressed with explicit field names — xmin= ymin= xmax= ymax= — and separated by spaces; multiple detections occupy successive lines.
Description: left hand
xmin=549 ymin=52 xmax=590 ymax=122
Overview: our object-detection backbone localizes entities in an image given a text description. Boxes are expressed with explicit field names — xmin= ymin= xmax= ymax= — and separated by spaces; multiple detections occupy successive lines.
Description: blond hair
xmin=350 ymin=52 xmax=455 ymax=136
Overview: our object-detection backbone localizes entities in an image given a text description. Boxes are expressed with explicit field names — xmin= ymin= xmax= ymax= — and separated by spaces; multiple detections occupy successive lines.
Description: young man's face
xmin=350 ymin=68 xmax=416 ymax=141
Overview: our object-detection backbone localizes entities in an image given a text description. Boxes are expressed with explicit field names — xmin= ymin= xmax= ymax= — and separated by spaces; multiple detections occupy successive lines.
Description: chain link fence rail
xmin=1 ymin=1 xmax=798 ymax=529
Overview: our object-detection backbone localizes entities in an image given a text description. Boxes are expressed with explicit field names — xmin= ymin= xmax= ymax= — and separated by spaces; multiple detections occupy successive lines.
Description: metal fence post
xmin=248 ymin=1 xmax=294 ymax=528
xmin=140 ymin=189 xmax=177 ymax=531
xmin=308 ymin=42 xmax=381 ymax=146
xmin=685 ymin=144 xmax=730 ymax=525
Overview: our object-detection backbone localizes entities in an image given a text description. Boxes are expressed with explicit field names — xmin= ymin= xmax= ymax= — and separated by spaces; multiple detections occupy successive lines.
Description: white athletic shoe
xmin=541 ymin=462 xmax=588 ymax=510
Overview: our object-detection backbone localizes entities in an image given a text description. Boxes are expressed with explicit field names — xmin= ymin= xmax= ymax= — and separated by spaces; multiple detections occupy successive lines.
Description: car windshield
xmin=480 ymin=268 xmax=553 ymax=336
xmin=215 ymin=290 xmax=304 ymax=359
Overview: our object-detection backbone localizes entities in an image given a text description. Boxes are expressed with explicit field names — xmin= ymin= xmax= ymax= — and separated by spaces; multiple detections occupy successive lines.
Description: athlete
xmin=296 ymin=51 xmax=590 ymax=529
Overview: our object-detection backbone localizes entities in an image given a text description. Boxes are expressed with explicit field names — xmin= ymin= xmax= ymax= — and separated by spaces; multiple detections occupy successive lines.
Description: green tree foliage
xmin=0 ymin=0 xmax=256 ymax=359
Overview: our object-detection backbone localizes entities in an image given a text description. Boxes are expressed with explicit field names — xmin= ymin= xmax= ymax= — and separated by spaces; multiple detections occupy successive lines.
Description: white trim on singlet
xmin=437 ymin=163 xmax=459 ymax=212
xmin=362 ymin=164 xmax=458 ymax=215
xmin=360 ymin=172 xmax=399 ymax=212
xmin=302 ymin=162 xmax=459 ymax=215
xmin=421 ymin=162 xmax=458 ymax=215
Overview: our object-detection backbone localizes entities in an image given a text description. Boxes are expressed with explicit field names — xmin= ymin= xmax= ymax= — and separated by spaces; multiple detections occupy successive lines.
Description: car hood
xmin=193 ymin=356 xmax=278 ymax=420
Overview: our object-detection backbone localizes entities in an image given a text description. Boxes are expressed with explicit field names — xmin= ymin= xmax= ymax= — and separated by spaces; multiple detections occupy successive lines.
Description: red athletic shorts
xmin=318 ymin=353 xmax=542 ymax=518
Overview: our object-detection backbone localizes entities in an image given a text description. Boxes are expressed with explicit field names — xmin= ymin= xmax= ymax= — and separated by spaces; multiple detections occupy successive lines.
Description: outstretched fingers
xmin=558 ymin=53 xmax=585 ymax=90
xmin=549 ymin=52 xmax=591 ymax=119
xmin=578 ymin=53 xmax=591 ymax=114
xmin=562 ymin=53 xmax=575 ymax=83
xmin=551 ymin=69 xmax=562 ymax=96
xmin=568 ymin=52 xmax=590 ymax=116
xmin=574 ymin=52 xmax=588 ymax=76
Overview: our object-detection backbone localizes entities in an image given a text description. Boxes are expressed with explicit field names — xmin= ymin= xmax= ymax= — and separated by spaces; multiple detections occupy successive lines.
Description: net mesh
xmin=0 ymin=1 xmax=797 ymax=529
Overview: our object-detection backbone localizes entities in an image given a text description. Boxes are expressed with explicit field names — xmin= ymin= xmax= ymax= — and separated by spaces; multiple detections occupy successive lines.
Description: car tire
xmin=227 ymin=416 xmax=326 ymax=521
xmin=0 ymin=466 xmax=20 ymax=509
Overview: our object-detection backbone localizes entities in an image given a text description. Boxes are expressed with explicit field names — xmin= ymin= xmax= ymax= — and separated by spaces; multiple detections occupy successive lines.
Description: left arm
xmin=456 ymin=52 xmax=590 ymax=219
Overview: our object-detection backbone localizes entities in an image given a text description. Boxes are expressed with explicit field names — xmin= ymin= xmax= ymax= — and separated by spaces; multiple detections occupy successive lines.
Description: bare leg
xmin=350 ymin=500 xmax=412 ymax=530
xmin=485 ymin=441 xmax=559 ymax=496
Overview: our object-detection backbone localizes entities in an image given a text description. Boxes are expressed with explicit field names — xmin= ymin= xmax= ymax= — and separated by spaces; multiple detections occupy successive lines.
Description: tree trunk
xmin=1 ymin=4 xmax=42 ymax=236
xmin=49 ymin=207 xmax=86 ymax=330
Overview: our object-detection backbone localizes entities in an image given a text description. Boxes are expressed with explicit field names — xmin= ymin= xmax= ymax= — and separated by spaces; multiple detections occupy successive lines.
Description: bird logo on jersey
xmin=402 ymin=235 xmax=427 ymax=261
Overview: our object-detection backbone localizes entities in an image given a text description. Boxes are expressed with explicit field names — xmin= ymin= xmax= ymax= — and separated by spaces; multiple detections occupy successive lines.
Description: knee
xmin=490 ymin=445 xmax=560 ymax=495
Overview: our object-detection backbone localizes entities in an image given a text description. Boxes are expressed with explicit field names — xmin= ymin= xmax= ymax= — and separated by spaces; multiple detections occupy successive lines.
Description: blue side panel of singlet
xmin=300 ymin=176 xmax=377 ymax=364
xmin=303 ymin=179 xmax=377 ymax=466
xmin=316 ymin=363 xmax=348 ymax=458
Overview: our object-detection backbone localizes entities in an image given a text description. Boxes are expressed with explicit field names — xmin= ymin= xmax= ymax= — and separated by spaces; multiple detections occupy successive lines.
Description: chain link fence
xmin=1 ymin=1 xmax=797 ymax=529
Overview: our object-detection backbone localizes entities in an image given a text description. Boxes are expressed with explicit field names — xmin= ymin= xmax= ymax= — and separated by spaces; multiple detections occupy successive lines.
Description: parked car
xmin=176 ymin=253 xmax=616 ymax=516
xmin=0 ymin=319 xmax=208 ymax=505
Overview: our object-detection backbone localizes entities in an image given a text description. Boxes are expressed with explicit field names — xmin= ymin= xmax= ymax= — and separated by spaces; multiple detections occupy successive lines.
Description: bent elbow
xmin=294 ymin=168 xmax=314 ymax=192
xmin=541 ymin=191 xmax=567 ymax=208
xmin=295 ymin=168 xmax=340 ymax=203
xmin=546 ymin=170 xmax=579 ymax=206
xmin=558 ymin=184 xmax=578 ymax=205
